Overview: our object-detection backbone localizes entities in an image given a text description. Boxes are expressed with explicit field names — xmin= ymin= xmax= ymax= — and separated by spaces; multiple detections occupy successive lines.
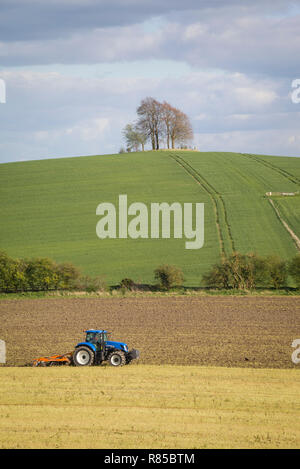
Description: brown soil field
xmin=0 ymin=296 xmax=299 ymax=368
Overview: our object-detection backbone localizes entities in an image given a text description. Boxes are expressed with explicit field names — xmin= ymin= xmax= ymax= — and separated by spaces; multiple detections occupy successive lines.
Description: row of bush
xmin=122 ymin=254 xmax=300 ymax=291
xmin=1 ymin=250 xmax=300 ymax=293
xmin=0 ymin=251 xmax=184 ymax=293
xmin=0 ymin=251 xmax=105 ymax=293
xmin=117 ymin=254 xmax=300 ymax=291
xmin=202 ymin=253 xmax=300 ymax=290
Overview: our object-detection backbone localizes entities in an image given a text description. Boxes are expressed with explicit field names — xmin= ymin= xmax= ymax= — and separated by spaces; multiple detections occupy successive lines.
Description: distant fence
xmin=266 ymin=191 xmax=299 ymax=197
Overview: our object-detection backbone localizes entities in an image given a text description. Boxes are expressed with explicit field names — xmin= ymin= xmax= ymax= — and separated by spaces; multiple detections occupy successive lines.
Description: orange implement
xmin=32 ymin=352 xmax=73 ymax=367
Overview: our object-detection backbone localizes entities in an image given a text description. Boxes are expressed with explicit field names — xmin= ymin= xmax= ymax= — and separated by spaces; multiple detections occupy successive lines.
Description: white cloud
xmin=194 ymin=128 xmax=300 ymax=156
xmin=234 ymin=87 xmax=277 ymax=108
xmin=66 ymin=117 xmax=110 ymax=140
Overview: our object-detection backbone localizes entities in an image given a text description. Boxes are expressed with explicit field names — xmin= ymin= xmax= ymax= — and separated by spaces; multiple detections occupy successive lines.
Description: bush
xmin=75 ymin=275 xmax=107 ymax=293
xmin=154 ymin=264 xmax=184 ymax=290
xmin=265 ymin=255 xmax=288 ymax=289
xmin=202 ymin=252 xmax=276 ymax=290
xmin=0 ymin=251 xmax=27 ymax=292
xmin=289 ymin=254 xmax=300 ymax=288
xmin=0 ymin=250 xmax=106 ymax=293
xmin=120 ymin=278 xmax=135 ymax=291
xmin=202 ymin=260 xmax=232 ymax=289
xmin=56 ymin=262 xmax=81 ymax=290
xmin=24 ymin=257 xmax=60 ymax=291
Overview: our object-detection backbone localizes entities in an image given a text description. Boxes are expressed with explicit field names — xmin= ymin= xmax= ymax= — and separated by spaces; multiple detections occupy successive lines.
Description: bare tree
xmin=169 ymin=107 xmax=193 ymax=149
xmin=161 ymin=101 xmax=174 ymax=149
xmin=136 ymin=97 xmax=163 ymax=150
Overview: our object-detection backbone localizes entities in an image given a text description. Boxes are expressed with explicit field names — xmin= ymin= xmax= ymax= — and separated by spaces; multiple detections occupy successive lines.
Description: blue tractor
xmin=72 ymin=330 xmax=139 ymax=367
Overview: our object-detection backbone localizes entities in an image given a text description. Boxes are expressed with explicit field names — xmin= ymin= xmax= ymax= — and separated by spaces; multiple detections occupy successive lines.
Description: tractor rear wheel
xmin=108 ymin=350 xmax=126 ymax=367
xmin=73 ymin=346 xmax=95 ymax=366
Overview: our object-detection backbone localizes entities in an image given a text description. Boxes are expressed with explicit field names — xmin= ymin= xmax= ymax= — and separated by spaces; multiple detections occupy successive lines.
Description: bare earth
xmin=0 ymin=296 xmax=299 ymax=368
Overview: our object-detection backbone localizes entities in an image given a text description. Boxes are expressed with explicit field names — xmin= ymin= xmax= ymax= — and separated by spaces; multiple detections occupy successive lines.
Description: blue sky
xmin=0 ymin=0 xmax=300 ymax=162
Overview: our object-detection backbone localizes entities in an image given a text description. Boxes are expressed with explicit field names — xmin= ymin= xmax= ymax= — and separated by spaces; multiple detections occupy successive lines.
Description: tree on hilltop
xmin=123 ymin=97 xmax=193 ymax=151
xmin=123 ymin=123 xmax=147 ymax=152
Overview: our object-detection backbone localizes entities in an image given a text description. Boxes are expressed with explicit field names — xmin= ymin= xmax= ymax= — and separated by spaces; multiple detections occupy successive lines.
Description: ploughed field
xmin=1 ymin=296 xmax=299 ymax=368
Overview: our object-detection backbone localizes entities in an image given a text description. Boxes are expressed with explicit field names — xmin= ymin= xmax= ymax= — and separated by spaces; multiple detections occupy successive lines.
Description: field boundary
xmin=1 ymin=288 xmax=300 ymax=300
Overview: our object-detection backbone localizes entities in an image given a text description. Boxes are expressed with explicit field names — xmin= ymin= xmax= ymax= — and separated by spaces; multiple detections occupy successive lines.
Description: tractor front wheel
xmin=108 ymin=350 xmax=126 ymax=367
xmin=73 ymin=346 xmax=95 ymax=366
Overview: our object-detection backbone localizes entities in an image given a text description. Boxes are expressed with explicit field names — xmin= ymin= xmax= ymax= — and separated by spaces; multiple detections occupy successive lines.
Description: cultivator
xmin=32 ymin=352 xmax=73 ymax=367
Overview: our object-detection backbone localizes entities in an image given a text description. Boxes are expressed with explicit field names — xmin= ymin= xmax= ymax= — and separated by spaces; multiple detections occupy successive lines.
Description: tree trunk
xmin=151 ymin=132 xmax=155 ymax=150
xmin=155 ymin=131 xmax=159 ymax=150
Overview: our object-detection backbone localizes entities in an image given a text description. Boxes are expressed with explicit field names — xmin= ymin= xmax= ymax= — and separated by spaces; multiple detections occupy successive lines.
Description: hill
xmin=0 ymin=150 xmax=299 ymax=286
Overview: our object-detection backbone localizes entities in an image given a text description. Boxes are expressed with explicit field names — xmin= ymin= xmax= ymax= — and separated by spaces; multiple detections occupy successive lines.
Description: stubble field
xmin=0 ymin=365 xmax=299 ymax=449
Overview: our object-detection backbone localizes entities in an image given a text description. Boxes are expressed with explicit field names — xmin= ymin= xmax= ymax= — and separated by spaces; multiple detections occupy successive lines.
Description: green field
xmin=0 ymin=151 xmax=299 ymax=286
xmin=0 ymin=365 xmax=299 ymax=449
xmin=272 ymin=196 xmax=300 ymax=241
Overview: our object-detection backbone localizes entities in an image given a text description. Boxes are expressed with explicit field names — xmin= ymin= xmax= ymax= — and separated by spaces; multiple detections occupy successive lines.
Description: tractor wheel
xmin=108 ymin=350 xmax=126 ymax=367
xmin=73 ymin=346 xmax=95 ymax=366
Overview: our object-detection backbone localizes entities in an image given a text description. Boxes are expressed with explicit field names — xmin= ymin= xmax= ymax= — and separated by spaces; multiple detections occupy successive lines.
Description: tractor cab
xmin=85 ymin=329 xmax=109 ymax=350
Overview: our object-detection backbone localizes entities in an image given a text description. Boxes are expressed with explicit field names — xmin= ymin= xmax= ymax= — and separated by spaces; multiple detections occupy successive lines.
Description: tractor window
xmin=86 ymin=332 xmax=96 ymax=343
xmin=86 ymin=332 xmax=107 ymax=346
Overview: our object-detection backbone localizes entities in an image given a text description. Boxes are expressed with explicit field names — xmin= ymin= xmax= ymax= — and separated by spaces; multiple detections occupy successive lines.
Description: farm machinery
xmin=32 ymin=329 xmax=139 ymax=367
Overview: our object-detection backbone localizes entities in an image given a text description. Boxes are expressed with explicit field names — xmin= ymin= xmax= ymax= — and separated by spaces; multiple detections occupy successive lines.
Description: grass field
xmin=0 ymin=365 xmax=299 ymax=449
xmin=0 ymin=151 xmax=299 ymax=286
xmin=175 ymin=152 xmax=299 ymax=258
xmin=272 ymin=196 xmax=300 ymax=242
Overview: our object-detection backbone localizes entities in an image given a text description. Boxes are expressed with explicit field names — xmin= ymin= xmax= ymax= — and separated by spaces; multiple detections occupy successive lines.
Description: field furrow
xmin=243 ymin=153 xmax=300 ymax=186
xmin=172 ymin=153 xmax=235 ymax=257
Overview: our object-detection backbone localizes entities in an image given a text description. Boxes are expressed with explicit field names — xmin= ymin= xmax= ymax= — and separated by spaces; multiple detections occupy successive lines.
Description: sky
xmin=1 ymin=0 xmax=300 ymax=163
